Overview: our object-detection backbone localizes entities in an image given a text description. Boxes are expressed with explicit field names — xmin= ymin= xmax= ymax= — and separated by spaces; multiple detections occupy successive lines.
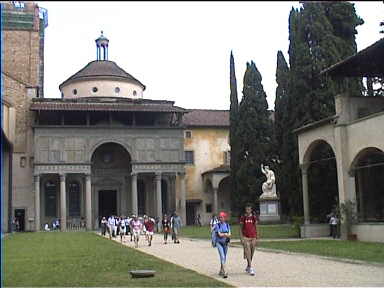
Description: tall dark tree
xmin=274 ymin=50 xmax=290 ymax=156
xmin=277 ymin=2 xmax=364 ymax=217
xmin=229 ymin=51 xmax=241 ymax=214
xmin=236 ymin=61 xmax=274 ymax=210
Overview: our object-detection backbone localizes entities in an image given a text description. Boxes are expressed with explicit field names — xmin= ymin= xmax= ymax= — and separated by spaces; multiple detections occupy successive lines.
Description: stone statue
xmin=260 ymin=164 xmax=277 ymax=199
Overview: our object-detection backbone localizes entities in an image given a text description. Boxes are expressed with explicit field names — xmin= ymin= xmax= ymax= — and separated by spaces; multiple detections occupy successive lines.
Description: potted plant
xmin=335 ymin=200 xmax=358 ymax=240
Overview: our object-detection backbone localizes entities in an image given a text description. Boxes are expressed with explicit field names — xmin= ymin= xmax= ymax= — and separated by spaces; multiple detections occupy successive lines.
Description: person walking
xmin=212 ymin=211 xmax=231 ymax=278
xmin=107 ymin=215 xmax=115 ymax=239
xmin=130 ymin=215 xmax=143 ymax=248
xmin=239 ymin=204 xmax=258 ymax=276
xmin=119 ymin=216 xmax=126 ymax=242
xmin=171 ymin=212 xmax=182 ymax=244
xmin=162 ymin=214 xmax=171 ymax=244
xmin=101 ymin=216 xmax=107 ymax=236
xmin=143 ymin=215 xmax=155 ymax=246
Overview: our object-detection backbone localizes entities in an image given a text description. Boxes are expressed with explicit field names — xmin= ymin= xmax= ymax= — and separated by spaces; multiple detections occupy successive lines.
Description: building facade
xmin=183 ymin=110 xmax=230 ymax=225
xmin=296 ymin=38 xmax=384 ymax=243
xmin=1 ymin=1 xmax=47 ymax=232
xmin=1 ymin=2 xmax=232 ymax=232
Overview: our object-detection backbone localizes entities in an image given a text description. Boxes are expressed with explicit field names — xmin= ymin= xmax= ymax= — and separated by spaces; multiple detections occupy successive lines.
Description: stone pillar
xmin=179 ymin=172 xmax=187 ymax=224
xmin=155 ymin=173 xmax=162 ymax=219
xmin=131 ymin=172 xmax=138 ymax=215
xmin=213 ymin=187 xmax=218 ymax=215
xmin=60 ymin=174 xmax=67 ymax=231
xmin=34 ymin=175 xmax=40 ymax=231
xmin=85 ymin=174 xmax=92 ymax=230
xmin=301 ymin=164 xmax=310 ymax=225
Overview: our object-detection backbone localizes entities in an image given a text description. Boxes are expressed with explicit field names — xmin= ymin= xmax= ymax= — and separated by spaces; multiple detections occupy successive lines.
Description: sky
xmin=38 ymin=1 xmax=384 ymax=110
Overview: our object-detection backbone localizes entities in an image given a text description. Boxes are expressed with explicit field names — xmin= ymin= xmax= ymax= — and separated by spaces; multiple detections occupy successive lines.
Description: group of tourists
xmin=210 ymin=204 xmax=258 ymax=279
xmin=100 ymin=212 xmax=183 ymax=248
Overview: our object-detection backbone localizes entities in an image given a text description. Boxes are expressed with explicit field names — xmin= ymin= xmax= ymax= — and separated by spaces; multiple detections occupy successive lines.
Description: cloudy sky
xmin=38 ymin=1 xmax=383 ymax=110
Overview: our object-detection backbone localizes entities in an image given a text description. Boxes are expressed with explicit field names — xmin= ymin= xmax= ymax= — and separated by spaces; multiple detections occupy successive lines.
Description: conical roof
xmin=59 ymin=60 xmax=146 ymax=90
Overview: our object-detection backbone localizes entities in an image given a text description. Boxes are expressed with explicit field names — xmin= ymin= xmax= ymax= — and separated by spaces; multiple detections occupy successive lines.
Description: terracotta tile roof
xmin=202 ymin=165 xmax=230 ymax=175
xmin=30 ymin=97 xmax=187 ymax=113
xmin=59 ymin=60 xmax=146 ymax=90
xmin=183 ymin=109 xmax=229 ymax=127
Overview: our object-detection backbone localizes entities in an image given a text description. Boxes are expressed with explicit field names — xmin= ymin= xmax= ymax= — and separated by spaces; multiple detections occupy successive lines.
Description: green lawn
xmin=181 ymin=224 xmax=298 ymax=239
xmin=3 ymin=232 xmax=231 ymax=287
xmin=255 ymin=240 xmax=384 ymax=264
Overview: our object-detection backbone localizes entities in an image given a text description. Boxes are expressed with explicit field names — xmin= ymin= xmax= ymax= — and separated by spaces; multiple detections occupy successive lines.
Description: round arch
xmin=217 ymin=176 xmax=231 ymax=213
xmin=350 ymin=147 xmax=384 ymax=222
xmin=306 ymin=140 xmax=339 ymax=223
xmin=88 ymin=139 xmax=133 ymax=162
xmin=302 ymin=139 xmax=336 ymax=164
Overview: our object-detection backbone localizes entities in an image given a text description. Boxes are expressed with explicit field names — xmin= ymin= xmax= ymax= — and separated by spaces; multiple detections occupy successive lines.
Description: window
xmin=92 ymin=87 xmax=98 ymax=93
xmin=68 ymin=182 xmax=80 ymax=217
xmin=223 ymin=151 xmax=231 ymax=165
xmin=20 ymin=157 xmax=26 ymax=168
xmin=185 ymin=151 xmax=194 ymax=165
xmin=206 ymin=204 xmax=212 ymax=213
xmin=61 ymin=92 xmax=64 ymax=98
xmin=133 ymin=90 xmax=137 ymax=96
xmin=115 ymin=87 xmax=120 ymax=93
xmin=45 ymin=181 xmax=57 ymax=217
xmin=185 ymin=131 xmax=192 ymax=138
xmin=72 ymin=89 xmax=77 ymax=95
xmin=29 ymin=157 xmax=34 ymax=168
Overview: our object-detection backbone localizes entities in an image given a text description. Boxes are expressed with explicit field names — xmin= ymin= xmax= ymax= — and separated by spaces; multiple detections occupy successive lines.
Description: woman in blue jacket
xmin=213 ymin=211 xmax=231 ymax=278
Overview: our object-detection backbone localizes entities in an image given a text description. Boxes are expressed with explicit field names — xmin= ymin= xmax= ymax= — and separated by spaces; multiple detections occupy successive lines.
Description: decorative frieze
xmin=34 ymin=164 xmax=91 ymax=175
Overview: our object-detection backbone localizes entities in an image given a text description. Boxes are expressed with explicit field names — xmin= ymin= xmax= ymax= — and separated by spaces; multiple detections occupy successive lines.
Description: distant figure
xmin=131 ymin=215 xmax=143 ymax=248
xmin=195 ymin=214 xmax=202 ymax=226
xmin=260 ymin=164 xmax=277 ymax=199
xmin=210 ymin=214 xmax=219 ymax=232
xmin=101 ymin=217 xmax=107 ymax=236
xmin=329 ymin=213 xmax=338 ymax=239
xmin=143 ymin=215 xmax=155 ymax=246
xmin=44 ymin=223 xmax=50 ymax=231
xmin=162 ymin=214 xmax=171 ymax=244
xmin=171 ymin=212 xmax=182 ymax=244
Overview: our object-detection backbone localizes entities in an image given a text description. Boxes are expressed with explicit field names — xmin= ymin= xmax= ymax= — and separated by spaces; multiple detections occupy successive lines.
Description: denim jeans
xmin=217 ymin=242 xmax=228 ymax=264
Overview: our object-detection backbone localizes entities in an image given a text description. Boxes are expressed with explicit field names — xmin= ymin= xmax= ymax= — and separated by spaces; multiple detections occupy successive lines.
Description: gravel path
xmin=107 ymin=233 xmax=384 ymax=287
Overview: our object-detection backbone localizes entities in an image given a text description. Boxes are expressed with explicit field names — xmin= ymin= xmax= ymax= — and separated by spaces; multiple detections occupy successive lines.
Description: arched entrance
xmin=352 ymin=147 xmax=384 ymax=222
xmin=91 ymin=142 xmax=131 ymax=221
xmin=306 ymin=140 xmax=338 ymax=223
xmin=218 ymin=177 xmax=231 ymax=212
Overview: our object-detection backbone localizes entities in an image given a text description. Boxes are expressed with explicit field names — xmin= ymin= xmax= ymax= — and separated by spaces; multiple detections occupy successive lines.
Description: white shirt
xmin=330 ymin=216 xmax=338 ymax=225
xmin=108 ymin=217 xmax=115 ymax=226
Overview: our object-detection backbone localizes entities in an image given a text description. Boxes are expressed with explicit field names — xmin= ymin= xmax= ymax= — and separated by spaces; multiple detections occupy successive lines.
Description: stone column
xmin=301 ymin=164 xmax=310 ymax=225
xmin=60 ymin=174 xmax=67 ymax=231
xmin=213 ymin=187 xmax=218 ymax=215
xmin=179 ymin=172 xmax=187 ymax=224
xmin=155 ymin=173 xmax=162 ymax=219
xmin=34 ymin=175 xmax=40 ymax=231
xmin=85 ymin=174 xmax=92 ymax=230
xmin=131 ymin=172 xmax=138 ymax=215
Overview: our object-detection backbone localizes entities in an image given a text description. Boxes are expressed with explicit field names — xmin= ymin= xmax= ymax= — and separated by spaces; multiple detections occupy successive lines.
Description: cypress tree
xmin=236 ymin=61 xmax=274 ymax=209
xmin=277 ymin=2 xmax=364 ymax=217
xmin=229 ymin=51 xmax=241 ymax=214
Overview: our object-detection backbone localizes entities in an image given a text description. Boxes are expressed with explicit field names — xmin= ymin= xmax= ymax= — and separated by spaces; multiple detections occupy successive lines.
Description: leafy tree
xmin=236 ymin=61 xmax=274 ymax=210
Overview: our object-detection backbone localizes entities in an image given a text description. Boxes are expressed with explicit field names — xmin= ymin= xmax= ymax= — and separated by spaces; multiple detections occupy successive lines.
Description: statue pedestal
xmin=259 ymin=197 xmax=281 ymax=224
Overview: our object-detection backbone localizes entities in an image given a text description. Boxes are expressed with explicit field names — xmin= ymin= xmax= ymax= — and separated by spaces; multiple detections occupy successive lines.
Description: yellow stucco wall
xmin=184 ymin=127 xmax=229 ymax=222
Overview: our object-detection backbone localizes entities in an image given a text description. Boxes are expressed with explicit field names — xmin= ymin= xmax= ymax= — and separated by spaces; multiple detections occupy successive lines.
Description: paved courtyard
xmin=109 ymin=233 xmax=384 ymax=287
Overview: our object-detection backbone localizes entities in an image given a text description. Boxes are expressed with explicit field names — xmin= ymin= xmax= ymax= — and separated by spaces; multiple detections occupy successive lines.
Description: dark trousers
xmin=330 ymin=225 xmax=337 ymax=239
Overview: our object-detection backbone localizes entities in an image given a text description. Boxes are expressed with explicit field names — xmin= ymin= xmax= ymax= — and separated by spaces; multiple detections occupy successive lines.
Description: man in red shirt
xmin=143 ymin=215 xmax=155 ymax=246
xmin=239 ymin=203 xmax=258 ymax=276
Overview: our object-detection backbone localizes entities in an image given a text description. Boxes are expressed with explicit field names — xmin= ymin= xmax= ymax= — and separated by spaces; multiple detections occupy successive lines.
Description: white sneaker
xmin=249 ymin=268 xmax=255 ymax=276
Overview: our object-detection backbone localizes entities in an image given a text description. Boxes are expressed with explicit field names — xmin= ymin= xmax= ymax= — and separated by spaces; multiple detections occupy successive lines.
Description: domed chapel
xmin=31 ymin=32 xmax=188 ymax=230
